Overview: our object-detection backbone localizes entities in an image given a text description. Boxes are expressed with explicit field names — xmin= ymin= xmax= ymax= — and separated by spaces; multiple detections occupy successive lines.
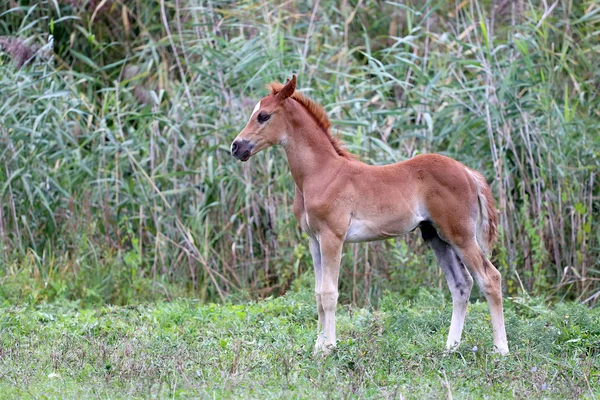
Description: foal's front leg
xmin=314 ymin=232 xmax=343 ymax=354
xmin=308 ymin=237 xmax=324 ymax=333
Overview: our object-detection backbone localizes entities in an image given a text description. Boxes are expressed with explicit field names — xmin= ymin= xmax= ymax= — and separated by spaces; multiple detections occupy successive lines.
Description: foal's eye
xmin=257 ymin=112 xmax=271 ymax=123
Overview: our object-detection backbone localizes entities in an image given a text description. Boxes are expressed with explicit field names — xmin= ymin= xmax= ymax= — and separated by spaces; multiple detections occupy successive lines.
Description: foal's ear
xmin=276 ymin=75 xmax=296 ymax=102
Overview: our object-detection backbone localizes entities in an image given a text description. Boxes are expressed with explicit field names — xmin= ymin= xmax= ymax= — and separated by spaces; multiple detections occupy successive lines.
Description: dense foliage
xmin=0 ymin=0 xmax=599 ymax=305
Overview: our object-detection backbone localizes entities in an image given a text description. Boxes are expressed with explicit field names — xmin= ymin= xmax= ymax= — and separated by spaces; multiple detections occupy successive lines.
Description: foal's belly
xmin=344 ymin=217 xmax=421 ymax=243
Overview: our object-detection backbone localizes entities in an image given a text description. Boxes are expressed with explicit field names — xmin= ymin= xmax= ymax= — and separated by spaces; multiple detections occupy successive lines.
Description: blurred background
xmin=0 ymin=0 xmax=598 ymax=306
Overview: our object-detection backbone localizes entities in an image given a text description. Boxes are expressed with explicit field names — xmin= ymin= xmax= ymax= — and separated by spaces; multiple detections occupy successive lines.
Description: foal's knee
xmin=480 ymin=266 xmax=502 ymax=297
xmin=319 ymin=290 xmax=338 ymax=312
xmin=451 ymin=281 xmax=471 ymax=306
xmin=453 ymin=284 xmax=470 ymax=301
xmin=451 ymin=259 xmax=473 ymax=302
xmin=459 ymin=260 xmax=474 ymax=289
xmin=465 ymin=271 xmax=474 ymax=289
xmin=459 ymin=272 xmax=474 ymax=298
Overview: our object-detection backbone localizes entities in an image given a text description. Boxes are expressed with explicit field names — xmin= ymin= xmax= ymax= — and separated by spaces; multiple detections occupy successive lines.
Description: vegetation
xmin=0 ymin=285 xmax=598 ymax=398
xmin=0 ymin=0 xmax=598 ymax=306
xmin=1 ymin=1 xmax=599 ymax=397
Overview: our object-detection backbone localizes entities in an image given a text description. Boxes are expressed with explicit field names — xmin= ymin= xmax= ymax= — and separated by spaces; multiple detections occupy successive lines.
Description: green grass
xmin=0 ymin=2 xmax=599 ymax=396
xmin=1 ymin=286 xmax=598 ymax=398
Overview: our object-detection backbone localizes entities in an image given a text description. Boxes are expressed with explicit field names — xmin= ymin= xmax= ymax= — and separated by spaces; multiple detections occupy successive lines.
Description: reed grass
xmin=0 ymin=0 xmax=598 ymax=306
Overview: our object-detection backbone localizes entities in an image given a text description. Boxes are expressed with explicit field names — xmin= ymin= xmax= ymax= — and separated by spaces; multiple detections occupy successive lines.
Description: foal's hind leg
xmin=454 ymin=240 xmax=509 ymax=355
xmin=421 ymin=223 xmax=473 ymax=350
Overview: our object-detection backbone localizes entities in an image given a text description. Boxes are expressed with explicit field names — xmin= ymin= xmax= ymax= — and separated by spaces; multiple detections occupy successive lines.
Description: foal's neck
xmin=282 ymin=100 xmax=342 ymax=192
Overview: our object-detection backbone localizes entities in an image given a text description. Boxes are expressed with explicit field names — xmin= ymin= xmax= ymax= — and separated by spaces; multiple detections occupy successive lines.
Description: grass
xmin=1 ymin=284 xmax=598 ymax=398
xmin=0 ymin=2 xmax=599 ymax=395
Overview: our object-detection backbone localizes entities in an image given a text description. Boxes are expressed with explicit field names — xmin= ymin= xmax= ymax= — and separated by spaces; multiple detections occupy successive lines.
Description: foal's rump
xmin=406 ymin=154 xmax=497 ymax=253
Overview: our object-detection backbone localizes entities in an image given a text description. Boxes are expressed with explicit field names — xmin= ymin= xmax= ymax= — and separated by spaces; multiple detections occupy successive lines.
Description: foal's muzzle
xmin=231 ymin=139 xmax=254 ymax=162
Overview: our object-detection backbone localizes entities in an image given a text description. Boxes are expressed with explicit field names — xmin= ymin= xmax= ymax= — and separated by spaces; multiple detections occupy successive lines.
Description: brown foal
xmin=231 ymin=76 xmax=509 ymax=356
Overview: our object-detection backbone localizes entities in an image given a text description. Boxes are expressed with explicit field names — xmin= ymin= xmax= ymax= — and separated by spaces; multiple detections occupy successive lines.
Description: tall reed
xmin=0 ymin=0 xmax=598 ymax=305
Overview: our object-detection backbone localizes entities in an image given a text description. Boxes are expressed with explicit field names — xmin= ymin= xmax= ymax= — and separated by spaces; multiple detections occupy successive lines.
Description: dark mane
xmin=267 ymin=82 xmax=354 ymax=159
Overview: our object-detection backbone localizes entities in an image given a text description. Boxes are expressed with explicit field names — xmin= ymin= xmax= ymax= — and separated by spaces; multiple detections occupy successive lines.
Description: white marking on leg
xmin=460 ymin=246 xmax=509 ymax=356
xmin=429 ymin=238 xmax=473 ymax=352
xmin=309 ymin=237 xmax=324 ymax=334
xmin=319 ymin=288 xmax=338 ymax=352
xmin=446 ymin=284 xmax=470 ymax=350
xmin=314 ymin=234 xmax=342 ymax=355
xmin=491 ymin=309 xmax=509 ymax=355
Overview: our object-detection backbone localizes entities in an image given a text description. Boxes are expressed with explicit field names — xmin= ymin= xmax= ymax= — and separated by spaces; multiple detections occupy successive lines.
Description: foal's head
xmin=230 ymin=75 xmax=297 ymax=161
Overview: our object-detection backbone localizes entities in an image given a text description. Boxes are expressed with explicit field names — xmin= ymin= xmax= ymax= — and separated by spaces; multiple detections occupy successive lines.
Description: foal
xmin=231 ymin=76 xmax=509 ymax=356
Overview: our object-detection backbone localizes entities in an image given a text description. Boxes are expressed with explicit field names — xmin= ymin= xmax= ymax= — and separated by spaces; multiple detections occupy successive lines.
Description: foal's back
xmin=348 ymin=153 xmax=480 ymax=220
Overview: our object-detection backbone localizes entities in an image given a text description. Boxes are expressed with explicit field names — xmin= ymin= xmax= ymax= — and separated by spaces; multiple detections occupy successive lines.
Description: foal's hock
xmin=231 ymin=75 xmax=509 ymax=356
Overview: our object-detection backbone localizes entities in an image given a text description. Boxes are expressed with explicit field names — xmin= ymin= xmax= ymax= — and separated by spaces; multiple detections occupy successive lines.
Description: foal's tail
xmin=467 ymin=169 xmax=498 ymax=254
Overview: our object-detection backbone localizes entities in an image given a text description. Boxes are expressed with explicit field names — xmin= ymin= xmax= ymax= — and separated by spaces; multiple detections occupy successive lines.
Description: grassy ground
xmin=1 ymin=286 xmax=598 ymax=399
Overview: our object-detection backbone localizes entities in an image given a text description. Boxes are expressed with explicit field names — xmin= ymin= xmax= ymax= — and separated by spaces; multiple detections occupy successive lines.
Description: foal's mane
xmin=267 ymin=82 xmax=353 ymax=159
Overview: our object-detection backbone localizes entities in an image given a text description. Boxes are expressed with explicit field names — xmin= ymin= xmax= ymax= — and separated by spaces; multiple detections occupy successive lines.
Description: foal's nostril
xmin=231 ymin=139 xmax=254 ymax=161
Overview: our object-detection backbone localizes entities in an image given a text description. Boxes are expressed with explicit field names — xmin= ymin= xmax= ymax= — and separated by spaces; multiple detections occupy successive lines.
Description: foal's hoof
xmin=445 ymin=340 xmax=460 ymax=353
xmin=494 ymin=343 xmax=509 ymax=356
xmin=313 ymin=342 xmax=335 ymax=357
